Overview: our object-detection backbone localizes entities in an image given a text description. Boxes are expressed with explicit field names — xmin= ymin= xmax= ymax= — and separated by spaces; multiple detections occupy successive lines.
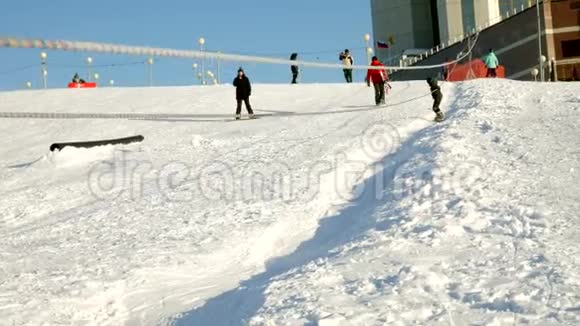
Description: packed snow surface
xmin=0 ymin=80 xmax=578 ymax=325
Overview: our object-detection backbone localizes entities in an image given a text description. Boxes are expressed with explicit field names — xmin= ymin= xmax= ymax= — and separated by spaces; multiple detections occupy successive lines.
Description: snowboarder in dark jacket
xmin=233 ymin=67 xmax=255 ymax=120
xmin=427 ymin=77 xmax=444 ymax=122
xmin=290 ymin=53 xmax=299 ymax=84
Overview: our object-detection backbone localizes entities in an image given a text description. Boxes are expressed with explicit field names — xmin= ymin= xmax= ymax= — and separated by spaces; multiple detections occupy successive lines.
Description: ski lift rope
xmin=0 ymin=35 xmax=477 ymax=119
xmin=0 ymin=33 xmax=479 ymax=71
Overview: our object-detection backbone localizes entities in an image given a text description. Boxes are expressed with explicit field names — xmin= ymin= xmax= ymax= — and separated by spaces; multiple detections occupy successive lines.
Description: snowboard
xmin=233 ymin=115 xmax=259 ymax=121
xmin=429 ymin=108 xmax=445 ymax=122
xmin=375 ymin=100 xmax=387 ymax=107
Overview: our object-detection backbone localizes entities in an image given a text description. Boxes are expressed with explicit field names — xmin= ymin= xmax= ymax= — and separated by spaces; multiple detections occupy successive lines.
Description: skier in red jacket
xmin=365 ymin=56 xmax=389 ymax=105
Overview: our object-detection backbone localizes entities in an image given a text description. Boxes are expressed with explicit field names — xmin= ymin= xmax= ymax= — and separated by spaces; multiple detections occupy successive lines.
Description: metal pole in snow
xmin=87 ymin=57 xmax=93 ymax=82
xmin=147 ymin=57 xmax=154 ymax=86
xmin=536 ymin=0 xmax=544 ymax=82
xmin=364 ymin=34 xmax=371 ymax=65
xmin=40 ymin=52 xmax=47 ymax=89
xmin=198 ymin=38 xmax=206 ymax=85
xmin=217 ymin=52 xmax=221 ymax=84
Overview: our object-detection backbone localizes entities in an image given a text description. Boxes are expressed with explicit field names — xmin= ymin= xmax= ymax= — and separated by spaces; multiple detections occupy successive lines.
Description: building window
xmin=462 ymin=0 xmax=476 ymax=33
xmin=562 ymin=39 xmax=580 ymax=57
xmin=499 ymin=0 xmax=531 ymax=17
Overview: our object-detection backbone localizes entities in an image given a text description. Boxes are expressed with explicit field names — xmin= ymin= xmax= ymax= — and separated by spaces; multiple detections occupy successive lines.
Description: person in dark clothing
xmin=290 ymin=53 xmax=299 ymax=84
xmin=365 ymin=56 xmax=388 ymax=105
xmin=233 ymin=67 xmax=254 ymax=120
xmin=72 ymin=73 xmax=86 ymax=84
xmin=427 ymin=77 xmax=444 ymax=122
xmin=339 ymin=49 xmax=354 ymax=83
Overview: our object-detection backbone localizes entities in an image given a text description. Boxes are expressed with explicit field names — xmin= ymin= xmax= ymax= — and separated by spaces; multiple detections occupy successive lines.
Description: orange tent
xmin=68 ymin=82 xmax=97 ymax=88
xmin=446 ymin=59 xmax=505 ymax=81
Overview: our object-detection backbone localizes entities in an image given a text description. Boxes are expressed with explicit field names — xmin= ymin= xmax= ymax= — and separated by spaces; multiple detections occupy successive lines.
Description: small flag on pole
xmin=377 ymin=41 xmax=389 ymax=49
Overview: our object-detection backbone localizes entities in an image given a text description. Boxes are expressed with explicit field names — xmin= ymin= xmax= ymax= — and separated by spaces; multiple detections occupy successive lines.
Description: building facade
xmin=389 ymin=1 xmax=580 ymax=81
xmin=371 ymin=0 xmax=539 ymax=60
xmin=544 ymin=0 xmax=580 ymax=80
xmin=370 ymin=0 xmax=437 ymax=62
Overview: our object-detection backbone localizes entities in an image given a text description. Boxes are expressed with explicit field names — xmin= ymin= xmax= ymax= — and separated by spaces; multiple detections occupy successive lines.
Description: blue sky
xmin=0 ymin=0 xmax=372 ymax=90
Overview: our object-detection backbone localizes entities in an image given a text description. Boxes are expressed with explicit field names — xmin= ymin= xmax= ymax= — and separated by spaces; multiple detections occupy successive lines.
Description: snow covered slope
xmin=201 ymin=80 xmax=580 ymax=326
xmin=0 ymin=80 xmax=578 ymax=326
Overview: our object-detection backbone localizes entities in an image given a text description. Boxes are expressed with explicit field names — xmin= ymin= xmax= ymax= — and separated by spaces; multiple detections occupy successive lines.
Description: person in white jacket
xmin=339 ymin=49 xmax=354 ymax=83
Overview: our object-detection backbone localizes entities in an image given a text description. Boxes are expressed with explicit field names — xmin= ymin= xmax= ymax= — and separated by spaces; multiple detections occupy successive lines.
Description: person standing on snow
xmin=339 ymin=49 xmax=354 ymax=83
xmin=365 ymin=56 xmax=388 ymax=105
xmin=233 ymin=67 xmax=255 ymax=120
xmin=290 ymin=53 xmax=299 ymax=84
xmin=427 ymin=77 xmax=444 ymax=122
xmin=483 ymin=49 xmax=499 ymax=78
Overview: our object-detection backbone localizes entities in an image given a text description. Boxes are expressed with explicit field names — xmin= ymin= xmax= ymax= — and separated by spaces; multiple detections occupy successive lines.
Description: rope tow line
xmin=0 ymin=34 xmax=478 ymax=71
xmin=0 ymin=35 xmax=473 ymax=120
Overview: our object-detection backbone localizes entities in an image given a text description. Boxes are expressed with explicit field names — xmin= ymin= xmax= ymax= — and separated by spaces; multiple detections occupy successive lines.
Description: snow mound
xmin=0 ymin=80 xmax=578 ymax=326
xmin=229 ymin=80 xmax=580 ymax=326
xmin=48 ymin=145 xmax=117 ymax=167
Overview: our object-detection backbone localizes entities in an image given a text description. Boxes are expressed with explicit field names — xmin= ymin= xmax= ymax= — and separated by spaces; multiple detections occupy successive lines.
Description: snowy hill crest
xmin=0 ymin=81 xmax=578 ymax=325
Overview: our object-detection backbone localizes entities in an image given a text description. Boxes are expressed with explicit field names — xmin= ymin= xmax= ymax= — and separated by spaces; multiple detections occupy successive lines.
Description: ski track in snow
xmin=0 ymin=80 xmax=578 ymax=326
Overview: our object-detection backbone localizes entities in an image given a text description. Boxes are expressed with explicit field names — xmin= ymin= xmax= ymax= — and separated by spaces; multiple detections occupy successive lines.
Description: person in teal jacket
xmin=483 ymin=49 xmax=499 ymax=78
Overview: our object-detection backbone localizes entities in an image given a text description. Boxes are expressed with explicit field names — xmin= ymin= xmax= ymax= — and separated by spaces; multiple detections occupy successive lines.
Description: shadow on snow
xmin=173 ymin=85 xmax=465 ymax=326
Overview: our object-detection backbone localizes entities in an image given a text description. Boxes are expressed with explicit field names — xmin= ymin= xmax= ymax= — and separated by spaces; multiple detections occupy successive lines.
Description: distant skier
xmin=427 ymin=77 xmax=444 ymax=122
xmin=71 ymin=73 xmax=86 ymax=84
xmin=483 ymin=49 xmax=499 ymax=78
xmin=290 ymin=53 xmax=299 ymax=84
xmin=233 ymin=67 xmax=255 ymax=120
xmin=339 ymin=49 xmax=354 ymax=83
xmin=365 ymin=56 xmax=388 ymax=105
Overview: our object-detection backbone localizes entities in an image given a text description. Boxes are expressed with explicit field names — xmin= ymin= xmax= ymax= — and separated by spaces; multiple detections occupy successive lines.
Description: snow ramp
xmin=173 ymin=80 xmax=580 ymax=326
